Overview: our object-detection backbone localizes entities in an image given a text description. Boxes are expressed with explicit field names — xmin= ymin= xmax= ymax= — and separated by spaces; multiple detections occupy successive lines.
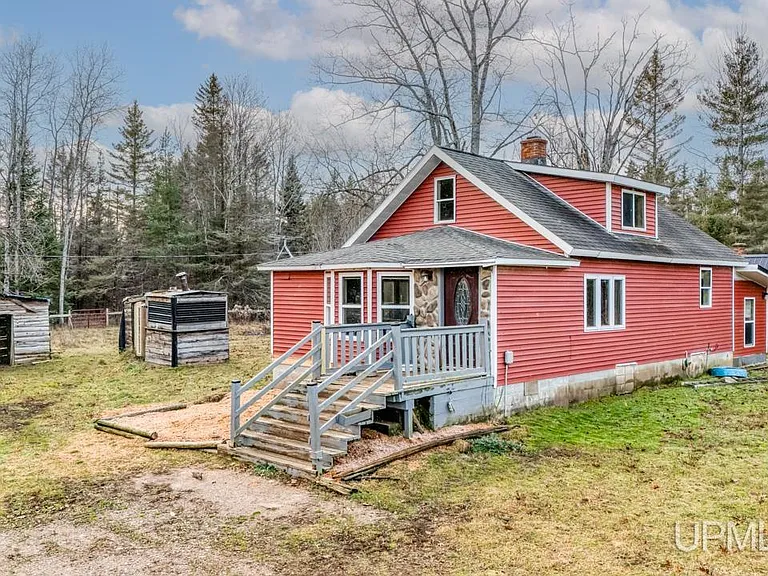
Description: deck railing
xmin=231 ymin=319 xmax=492 ymax=470
xmin=323 ymin=322 xmax=395 ymax=372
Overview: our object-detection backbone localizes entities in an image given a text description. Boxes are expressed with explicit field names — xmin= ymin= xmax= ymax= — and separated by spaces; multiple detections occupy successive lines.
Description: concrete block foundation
xmin=495 ymin=351 xmax=734 ymax=415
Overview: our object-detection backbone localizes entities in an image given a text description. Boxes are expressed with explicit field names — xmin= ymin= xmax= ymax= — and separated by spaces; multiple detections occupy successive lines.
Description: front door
xmin=443 ymin=267 xmax=479 ymax=326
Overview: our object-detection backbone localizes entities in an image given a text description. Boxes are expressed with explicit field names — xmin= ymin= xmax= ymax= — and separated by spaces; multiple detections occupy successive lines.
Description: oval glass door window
xmin=454 ymin=277 xmax=471 ymax=325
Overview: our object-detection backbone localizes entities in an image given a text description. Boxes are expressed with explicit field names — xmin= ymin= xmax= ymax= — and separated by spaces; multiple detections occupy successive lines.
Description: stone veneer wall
xmin=480 ymin=267 xmax=492 ymax=321
xmin=413 ymin=269 xmax=439 ymax=327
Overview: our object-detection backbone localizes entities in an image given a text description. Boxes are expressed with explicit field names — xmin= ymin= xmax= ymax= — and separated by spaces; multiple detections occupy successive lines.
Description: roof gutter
xmin=735 ymin=264 xmax=768 ymax=288
xmin=258 ymin=257 xmax=579 ymax=272
xmin=570 ymin=248 xmax=745 ymax=268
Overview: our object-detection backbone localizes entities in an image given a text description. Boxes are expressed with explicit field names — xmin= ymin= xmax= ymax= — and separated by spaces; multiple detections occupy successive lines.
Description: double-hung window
xmin=379 ymin=275 xmax=412 ymax=322
xmin=340 ymin=275 xmax=363 ymax=324
xmin=434 ymin=176 xmax=456 ymax=223
xmin=745 ymin=298 xmax=756 ymax=348
xmin=585 ymin=275 xmax=625 ymax=331
xmin=700 ymin=268 xmax=712 ymax=308
xmin=622 ymin=190 xmax=646 ymax=230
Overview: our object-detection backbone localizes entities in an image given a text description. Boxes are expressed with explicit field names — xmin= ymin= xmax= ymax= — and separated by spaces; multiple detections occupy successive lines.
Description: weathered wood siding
xmin=496 ymin=261 xmax=733 ymax=384
xmin=177 ymin=329 xmax=229 ymax=365
xmin=0 ymin=299 xmax=51 ymax=365
xmin=371 ymin=162 xmax=563 ymax=253
xmin=735 ymin=279 xmax=766 ymax=358
xmin=145 ymin=329 xmax=173 ymax=366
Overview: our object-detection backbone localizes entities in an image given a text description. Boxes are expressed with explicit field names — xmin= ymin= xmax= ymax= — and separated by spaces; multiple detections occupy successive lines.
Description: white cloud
xmin=173 ymin=0 xmax=336 ymax=60
xmin=288 ymin=87 xmax=412 ymax=152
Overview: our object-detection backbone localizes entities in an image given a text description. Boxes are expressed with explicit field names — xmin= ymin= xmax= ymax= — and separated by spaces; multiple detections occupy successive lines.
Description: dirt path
xmin=1 ymin=467 xmax=384 ymax=576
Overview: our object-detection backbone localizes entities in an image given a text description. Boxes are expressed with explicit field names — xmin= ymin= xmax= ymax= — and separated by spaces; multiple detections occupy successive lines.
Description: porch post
xmin=307 ymin=382 xmax=323 ymax=473
xmin=403 ymin=398 xmax=414 ymax=439
xmin=390 ymin=323 xmax=404 ymax=392
xmin=230 ymin=379 xmax=241 ymax=445
xmin=483 ymin=318 xmax=493 ymax=385
xmin=311 ymin=320 xmax=322 ymax=380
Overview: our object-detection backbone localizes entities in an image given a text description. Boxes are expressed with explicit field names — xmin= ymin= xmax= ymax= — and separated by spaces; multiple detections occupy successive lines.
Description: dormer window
xmin=622 ymin=190 xmax=646 ymax=230
xmin=434 ymin=176 xmax=456 ymax=223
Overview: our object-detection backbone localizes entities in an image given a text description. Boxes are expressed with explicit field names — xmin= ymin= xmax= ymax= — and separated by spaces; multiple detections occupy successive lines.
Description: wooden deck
xmin=228 ymin=321 xmax=494 ymax=475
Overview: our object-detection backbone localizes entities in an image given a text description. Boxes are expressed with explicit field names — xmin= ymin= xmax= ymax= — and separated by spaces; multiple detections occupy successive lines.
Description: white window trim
xmin=700 ymin=267 xmax=713 ymax=309
xmin=338 ymin=272 xmax=364 ymax=325
xmin=744 ymin=297 xmax=756 ymax=348
xmin=584 ymin=274 xmax=626 ymax=332
xmin=434 ymin=175 xmax=456 ymax=224
xmin=323 ymin=271 xmax=335 ymax=325
xmin=377 ymin=272 xmax=414 ymax=323
xmin=621 ymin=189 xmax=647 ymax=231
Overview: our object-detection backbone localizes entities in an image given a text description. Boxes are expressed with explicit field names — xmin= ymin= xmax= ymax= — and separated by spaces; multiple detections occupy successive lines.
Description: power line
xmin=38 ymin=252 xmax=273 ymax=260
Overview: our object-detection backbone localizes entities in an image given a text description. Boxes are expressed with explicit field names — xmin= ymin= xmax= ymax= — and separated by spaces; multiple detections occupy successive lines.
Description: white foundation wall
xmin=494 ymin=351 xmax=733 ymax=414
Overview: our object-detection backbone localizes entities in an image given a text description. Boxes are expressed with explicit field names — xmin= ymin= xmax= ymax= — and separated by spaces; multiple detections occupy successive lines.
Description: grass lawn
xmin=3 ymin=327 xmax=768 ymax=574
xmin=0 ymin=325 xmax=269 ymax=516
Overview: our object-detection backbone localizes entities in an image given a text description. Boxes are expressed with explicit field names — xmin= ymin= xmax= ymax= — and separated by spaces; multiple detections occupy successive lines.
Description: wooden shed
xmin=144 ymin=290 xmax=229 ymax=367
xmin=0 ymin=294 xmax=51 ymax=365
xmin=122 ymin=294 xmax=147 ymax=358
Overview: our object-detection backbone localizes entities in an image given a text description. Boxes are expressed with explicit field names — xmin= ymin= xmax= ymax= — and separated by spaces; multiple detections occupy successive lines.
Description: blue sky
xmin=2 ymin=0 xmax=308 ymax=110
xmin=4 ymin=0 xmax=765 ymax=170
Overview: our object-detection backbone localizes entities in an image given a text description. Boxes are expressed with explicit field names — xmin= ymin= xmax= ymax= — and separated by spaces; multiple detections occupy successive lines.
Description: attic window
xmin=434 ymin=176 xmax=456 ymax=223
xmin=622 ymin=190 xmax=646 ymax=230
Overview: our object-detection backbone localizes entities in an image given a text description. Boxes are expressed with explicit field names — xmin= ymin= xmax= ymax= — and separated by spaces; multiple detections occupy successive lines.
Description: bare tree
xmin=531 ymin=6 xmax=689 ymax=172
xmin=317 ymin=0 xmax=533 ymax=155
xmin=0 ymin=35 xmax=56 ymax=291
xmin=52 ymin=45 xmax=120 ymax=316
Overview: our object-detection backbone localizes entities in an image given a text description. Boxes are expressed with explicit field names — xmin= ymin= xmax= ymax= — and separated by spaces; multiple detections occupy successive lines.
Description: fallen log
xmin=94 ymin=424 xmax=141 ymax=440
xmin=100 ymin=403 xmax=187 ymax=421
xmin=315 ymin=477 xmax=358 ymax=496
xmin=335 ymin=424 xmax=518 ymax=481
xmin=95 ymin=419 xmax=158 ymax=440
xmin=144 ymin=441 xmax=221 ymax=450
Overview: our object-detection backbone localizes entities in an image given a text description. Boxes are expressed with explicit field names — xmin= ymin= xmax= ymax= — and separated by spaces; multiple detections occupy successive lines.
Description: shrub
xmin=469 ymin=433 xmax=528 ymax=455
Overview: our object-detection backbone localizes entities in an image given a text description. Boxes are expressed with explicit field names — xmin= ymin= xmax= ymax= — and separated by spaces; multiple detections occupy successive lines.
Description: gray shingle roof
xmin=259 ymin=226 xmax=574 ymax=270
xmin=746 ymin=255 xmax=768 ymax=271
xmin=437 ymin=148 xmax=743 ymax=265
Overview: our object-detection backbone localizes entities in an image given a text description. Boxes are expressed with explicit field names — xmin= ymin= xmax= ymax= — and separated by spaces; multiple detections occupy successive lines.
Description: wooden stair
xmin=227 ymin=375 xmax=390 ymax=475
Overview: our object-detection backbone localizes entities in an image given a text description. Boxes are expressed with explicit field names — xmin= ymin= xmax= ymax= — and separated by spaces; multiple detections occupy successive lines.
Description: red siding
xmin=531 ymin=175 xmax=607 ymax=226
xmin=496 ymin=261 xmax=733 ymax=383
xmin=371 ymin=163 xmax=562 ymax=253
xmin=735 ymin=280 xmax=766 ymax=357
xmin=612 ymin=186 xmax=657 ymax=237
xmin=272 ymin=271 xmax=324 ymax=356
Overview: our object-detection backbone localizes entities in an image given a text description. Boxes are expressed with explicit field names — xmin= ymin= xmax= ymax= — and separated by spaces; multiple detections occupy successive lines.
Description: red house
xmin=230 ymin=139 xmax=766 ymax=474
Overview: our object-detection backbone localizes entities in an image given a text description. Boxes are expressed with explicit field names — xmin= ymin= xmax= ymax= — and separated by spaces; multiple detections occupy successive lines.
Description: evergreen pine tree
xmin=278 ymin=155 xmax=309 ymax=256
xmin=192 ymin=73 xmax=230 ymax=229
xmin=688 ymin=171 xmax=737 ymax=245
xmin=629 ymin=47 xmax=688 ymax=185
xmin=109 ymin=100 xmax=155 ymax=214
xmin=698 ymin=31 xmax=768 ymax=229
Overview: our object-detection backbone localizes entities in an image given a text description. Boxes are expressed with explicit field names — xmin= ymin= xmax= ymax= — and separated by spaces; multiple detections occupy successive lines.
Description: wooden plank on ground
xmin=334 ymin=424 xmax=518 ymax=481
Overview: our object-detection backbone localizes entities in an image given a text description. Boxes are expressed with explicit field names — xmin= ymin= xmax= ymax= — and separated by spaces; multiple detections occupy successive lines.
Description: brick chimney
xmin=521 ymin=136 xmax=548 ymax=165
xmin=733 ymin=243 xmax=747 ymax=257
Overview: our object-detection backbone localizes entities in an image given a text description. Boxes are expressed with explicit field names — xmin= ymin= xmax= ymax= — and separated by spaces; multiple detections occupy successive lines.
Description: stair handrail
xmin=231 ymin=324 xmax=322 ymax=443
xmin=307 ymin=331 xmax=397 ymax=472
